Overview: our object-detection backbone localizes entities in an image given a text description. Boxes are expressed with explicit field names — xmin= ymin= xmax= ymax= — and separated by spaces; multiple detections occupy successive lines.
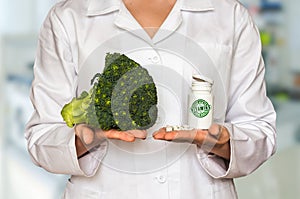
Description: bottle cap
xmin=192 ymin=74 xmax=213 ymax=85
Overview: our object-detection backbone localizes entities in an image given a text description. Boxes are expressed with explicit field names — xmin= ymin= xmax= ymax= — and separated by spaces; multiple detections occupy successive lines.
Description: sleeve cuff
xmin=196 ymin=123 xmax=249 ymax=179
xmin=32 ymin=127 xmax=107 ymax=177
xmin=77 ymin=140 xmax=108 ymax=177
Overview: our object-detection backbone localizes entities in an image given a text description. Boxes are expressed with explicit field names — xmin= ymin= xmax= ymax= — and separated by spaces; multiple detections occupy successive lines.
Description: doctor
xmin=25 ymin=0 xmax=276 ymax=198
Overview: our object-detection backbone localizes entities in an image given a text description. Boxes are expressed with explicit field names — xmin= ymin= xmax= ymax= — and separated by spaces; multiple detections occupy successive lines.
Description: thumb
xmin=208 ymin=124 xmax=221 ymax=138
xmin=81 ymin=127 xmax=95 ymax=145
xmin=75 ymin=124 xmax=95 ymax=145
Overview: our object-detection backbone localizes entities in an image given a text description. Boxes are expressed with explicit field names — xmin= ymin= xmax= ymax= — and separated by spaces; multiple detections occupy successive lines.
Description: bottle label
xmin=190 ymin=99 xmax=211 ymax=118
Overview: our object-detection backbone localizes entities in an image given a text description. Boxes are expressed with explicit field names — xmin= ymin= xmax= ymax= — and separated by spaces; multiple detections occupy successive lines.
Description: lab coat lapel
xmin=86 ymin=0 xmax=215 ymax=15
xmin=88 ymin=0 xmax=183 ymax=44
xmin=151 ymin=1 xmax=183 ymax=44
xmin=114 ymin=3 xmax=183 ymax=45
xmin=181 ymin=0 xmax=214 ymax=11
xmin=114 ymin=2 xmax=154 ymax=44
xmin=86 ymin=0 xmax=120 ymax=16
xmin=86 ymin=0 xmax=214 ymax=44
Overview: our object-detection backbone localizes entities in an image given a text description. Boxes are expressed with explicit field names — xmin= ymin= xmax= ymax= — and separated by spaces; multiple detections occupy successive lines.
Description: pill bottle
xmin=188 ymin=75 xmax=213 ymax=129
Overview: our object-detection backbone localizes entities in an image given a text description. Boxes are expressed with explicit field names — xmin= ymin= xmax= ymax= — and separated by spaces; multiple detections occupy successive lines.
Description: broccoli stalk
xmin=61 ymin=53 xmax=158 ymax=131
xmin=60 ymin=90 xmax=96 ymax=127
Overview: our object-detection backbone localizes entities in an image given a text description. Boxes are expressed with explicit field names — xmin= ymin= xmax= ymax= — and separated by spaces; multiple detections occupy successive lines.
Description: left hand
xmin=153 ymin=124 xmax=231 ymax=160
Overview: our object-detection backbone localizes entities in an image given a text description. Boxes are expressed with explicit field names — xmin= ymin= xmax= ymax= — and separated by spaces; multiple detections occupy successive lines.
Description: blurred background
xmin=0 ymin=0 xmax=299 ymax=198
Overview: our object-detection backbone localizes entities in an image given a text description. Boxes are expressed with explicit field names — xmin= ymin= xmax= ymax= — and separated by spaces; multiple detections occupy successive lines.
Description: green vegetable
xmin=61 ymin=52 xmax=158 ymax=130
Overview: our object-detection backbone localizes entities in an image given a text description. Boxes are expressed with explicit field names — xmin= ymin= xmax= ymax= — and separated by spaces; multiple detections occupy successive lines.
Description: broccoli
xmin=61 ymin=52 xmax=158 ymax=131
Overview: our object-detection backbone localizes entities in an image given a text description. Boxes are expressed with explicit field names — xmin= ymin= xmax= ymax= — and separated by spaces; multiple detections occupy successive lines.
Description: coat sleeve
xmin=197 ymin=5 xmax=276 ymax=179
xmin=25 ymin=6 xmax=107 ymax=176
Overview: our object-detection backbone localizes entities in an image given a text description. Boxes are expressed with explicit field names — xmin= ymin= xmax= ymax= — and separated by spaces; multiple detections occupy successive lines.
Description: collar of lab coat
xmin=86 ymin=0 xmax=214 ymax=16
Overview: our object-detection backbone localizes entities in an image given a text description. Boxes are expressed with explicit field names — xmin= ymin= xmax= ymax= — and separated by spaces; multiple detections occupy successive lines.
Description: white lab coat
xmin=25 ymin=0 xmax=276 ymax=198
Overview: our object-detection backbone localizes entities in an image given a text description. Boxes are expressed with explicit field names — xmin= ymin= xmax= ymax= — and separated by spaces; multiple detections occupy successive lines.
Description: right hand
xmin=74 ymin=124 xmax=147 ymax=157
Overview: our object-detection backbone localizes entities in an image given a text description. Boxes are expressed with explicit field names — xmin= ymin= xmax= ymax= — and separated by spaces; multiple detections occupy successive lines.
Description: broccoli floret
xmin=61 ymin=53 xmax=158 ymax=130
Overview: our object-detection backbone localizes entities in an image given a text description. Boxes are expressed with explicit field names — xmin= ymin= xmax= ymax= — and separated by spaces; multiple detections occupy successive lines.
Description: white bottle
xmin=188 ymin=75 xmax=213 ymax=130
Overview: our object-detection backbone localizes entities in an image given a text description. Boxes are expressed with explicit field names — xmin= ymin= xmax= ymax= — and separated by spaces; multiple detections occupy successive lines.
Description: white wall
xmin=0 ymin=0 xmax=58 ymax=34
xmin=0 ymin=1 xmax=65 ymax=198
xmin=285 ymin=0 xmax=300 ymax=72
xmin=0 ymin=32 xmax=4 ymax=199
xmin=0 ymin=0 xmax=36 ymax=34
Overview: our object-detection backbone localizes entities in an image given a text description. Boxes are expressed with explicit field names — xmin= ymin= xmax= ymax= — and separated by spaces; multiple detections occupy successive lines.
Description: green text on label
xmin=190 ymin=99 xmax=211 ymax=118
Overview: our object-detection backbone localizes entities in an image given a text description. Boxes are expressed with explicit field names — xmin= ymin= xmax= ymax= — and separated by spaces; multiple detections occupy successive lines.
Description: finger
xmin=208 ymin=124 xmax=221 ymax=138
xmin=164 ymin=131 xmax=178 ymax=141
xmin=83 ymin=128 xmax=95 ymax=145
xmin=105 ymin=130 xmax=135 ymax=142
xmin=126 ymin=129 xmax=147 ymax=139
xmin=194 ymin=130 xmax=210 ymax=145
xmin=152 ymin=127 xmax=165 ymax=136
xmin=117 ymin=131 xmax=136 ymax=142
xmin=168 ymin=130 xmax=197 ymax=142
xmin=74 ymin=124 xmax=85 ymax=137
xmin=75 ymin=124 xmax=95 ymax=145
xmin=152 ymin=128 xmax=167 ymax=139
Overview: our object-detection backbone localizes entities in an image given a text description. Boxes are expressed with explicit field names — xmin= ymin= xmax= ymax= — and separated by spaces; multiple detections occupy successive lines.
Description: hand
xmin=75 ymin=124 xmax=147 ymax=157
xmin=153 ymin=124 xmax=231 ymax=160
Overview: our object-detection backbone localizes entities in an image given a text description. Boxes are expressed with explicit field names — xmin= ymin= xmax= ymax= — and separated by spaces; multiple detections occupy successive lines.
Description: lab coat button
xmin=156 ymin=175 xmax=166 ymax=183
xmin=151 ymin=56 xmax=160 ymax=63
